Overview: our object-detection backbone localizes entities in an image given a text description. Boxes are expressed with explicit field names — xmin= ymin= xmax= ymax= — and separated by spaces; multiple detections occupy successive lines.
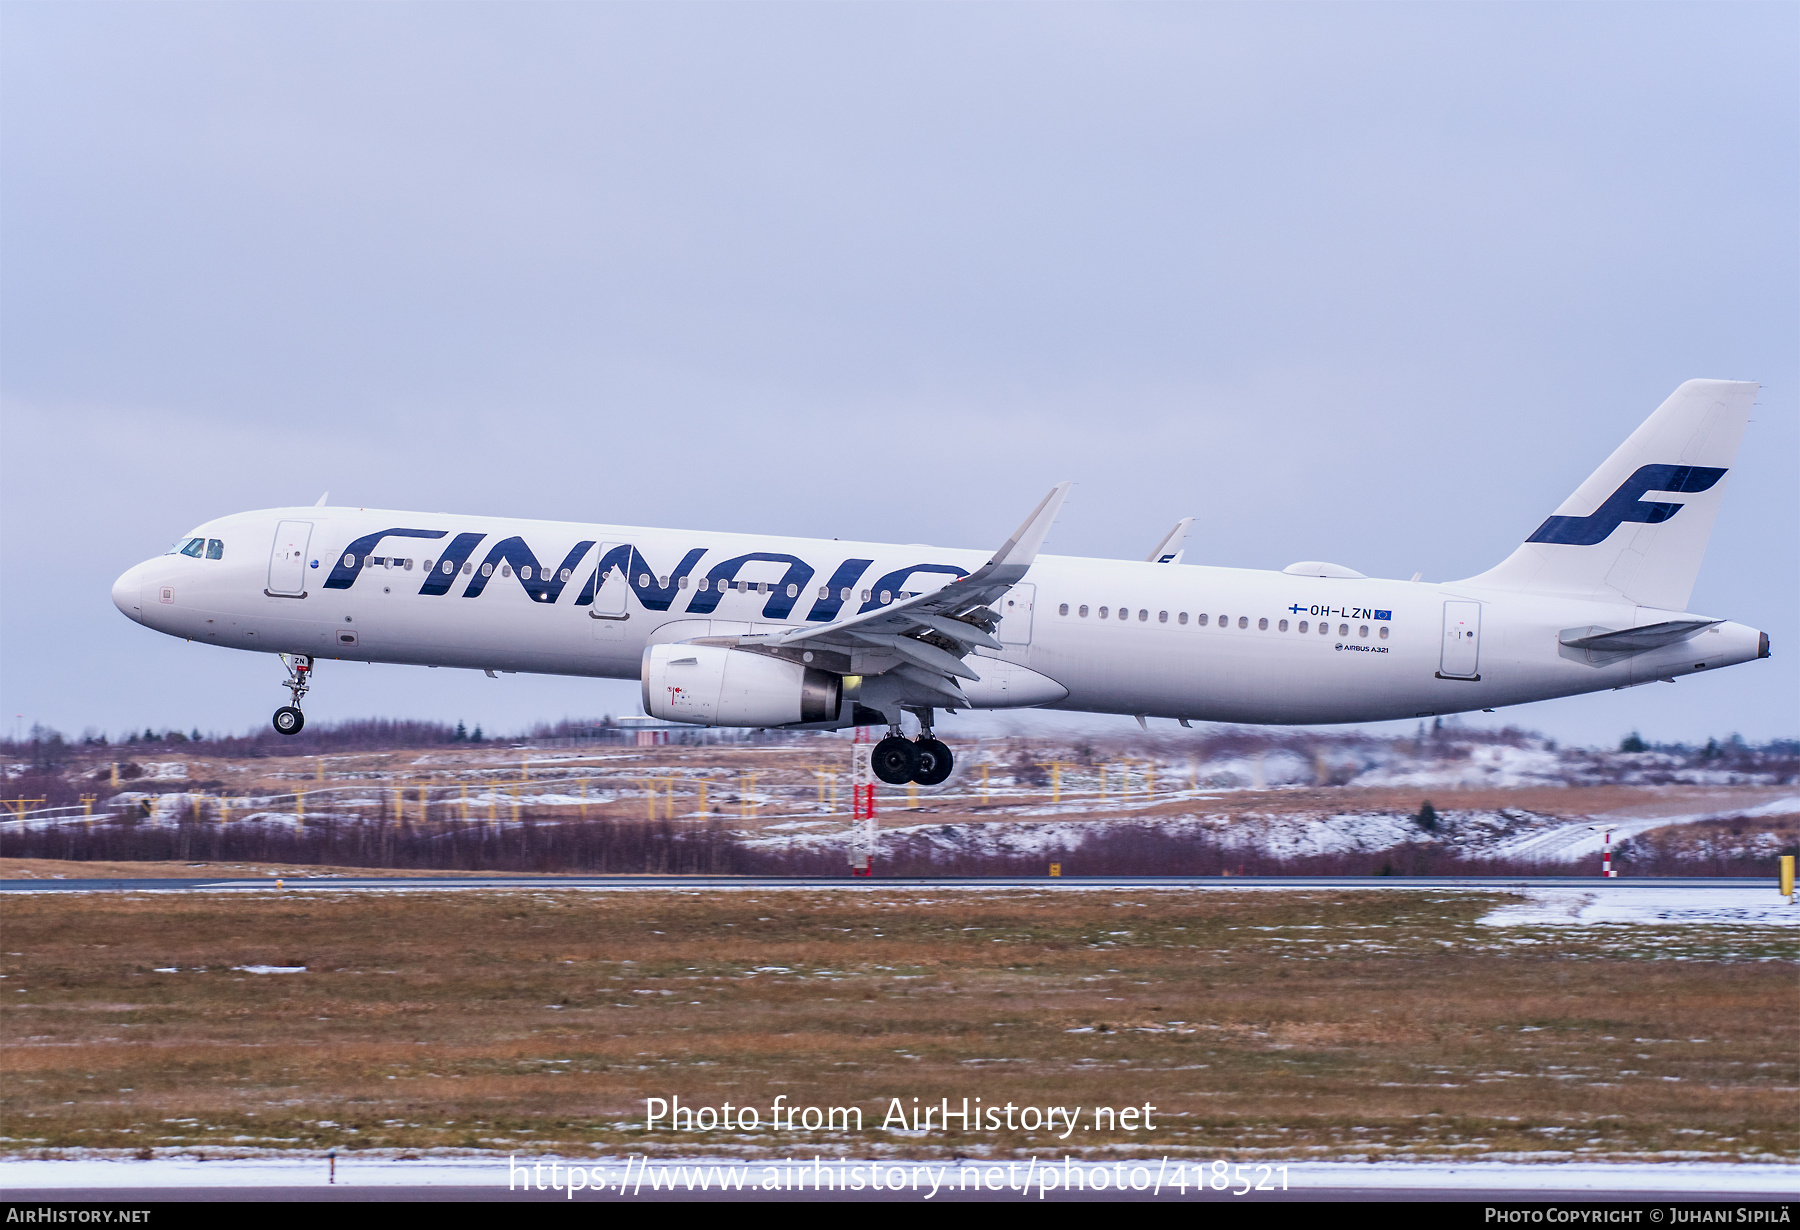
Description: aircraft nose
xmin=112 ymin=563 xmax=147 ymax=624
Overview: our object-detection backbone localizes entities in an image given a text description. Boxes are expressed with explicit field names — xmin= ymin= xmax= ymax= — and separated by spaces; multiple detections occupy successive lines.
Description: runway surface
xmin=0 ymin=874 xmax=1773 ymax=893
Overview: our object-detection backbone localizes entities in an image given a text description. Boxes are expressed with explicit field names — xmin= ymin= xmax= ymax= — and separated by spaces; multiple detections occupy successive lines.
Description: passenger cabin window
xmin=206 ymin=539 xmax=224 ymax=560
xmin=1278 ymin=619 xmax=1288 ymax=632
xmin=1079 ymin=605 xmax=1089 ymax=617
xmin=463 ymin=562 xmax=474 ymax=575
xmin=1338 ymin=623 xmax=1348 ymax=636
xmin=1178 ymin=612 xmax=1188 ymax=625
xmin=1059 ymin=603 xmax=1069 ymax=616
xmin=521 ymin=566 xmax=533 ymax=580
xmin=1359 ymin=625 xmax=1369 ymax=637
xmin=482 ymin=563 xmax=494 ymax=577
xmin=1197 ymin=614 xmax=1208 ymax=626
xmin=1379 ymin=626 xmax=1389 ymax=640
xmin=1319 ymin=622 xmax=1329 ymax=635
xmin=1217 ymin=614 xmax=1228 ymax=627
xmin=564 ymin=569 xmax=575 ymax=583
xmin=1098 ymin=606 xmax=1109 ymax=619
xmin=1138 ymin=609 xmax=1147 ymax=621
xmin=1258 ymin=617 xmax=1268 ymax=630
xmin=1158 ymin=610 xmax=1168 ymax=623
xmin=1237 ymin=616 xmax=1248 ymax=629
xmin=1298 ymin=621 xmax=1308 ymax=633
xmin=1118 ymin=606 xmax=1129 ymax=620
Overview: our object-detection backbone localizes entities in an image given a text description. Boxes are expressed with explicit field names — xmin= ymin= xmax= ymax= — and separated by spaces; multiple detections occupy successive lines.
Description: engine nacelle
xmin=642 ymin=643 xmax=842 ymax=728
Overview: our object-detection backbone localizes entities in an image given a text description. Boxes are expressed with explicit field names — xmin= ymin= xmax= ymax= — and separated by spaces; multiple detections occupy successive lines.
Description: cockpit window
xmin=170 ymin=537 xmax=205 ymax=558
xmin=205 ymin=539 xmax=224 ymax=560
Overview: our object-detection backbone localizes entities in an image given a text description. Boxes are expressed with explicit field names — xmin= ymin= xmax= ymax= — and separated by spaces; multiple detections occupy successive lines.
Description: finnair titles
xmin=113 ymin=381 xmax=1771 ymax=785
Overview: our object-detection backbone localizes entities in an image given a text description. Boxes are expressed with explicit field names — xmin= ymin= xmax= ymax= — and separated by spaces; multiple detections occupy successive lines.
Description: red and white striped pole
xmin=849 ymin=728 xmax=876 ymax=877
xmin=1602 ymin=828 xmax=1615 ymax=878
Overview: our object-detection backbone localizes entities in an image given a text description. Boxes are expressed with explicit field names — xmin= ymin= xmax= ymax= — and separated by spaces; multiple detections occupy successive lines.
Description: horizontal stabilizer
xmin=1558 ymin=619 xmax=1721 ymax=654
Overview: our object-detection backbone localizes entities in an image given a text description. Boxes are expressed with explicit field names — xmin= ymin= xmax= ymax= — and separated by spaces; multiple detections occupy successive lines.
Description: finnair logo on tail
xmin=1526 ymin=464 xmax=1726 ymax=547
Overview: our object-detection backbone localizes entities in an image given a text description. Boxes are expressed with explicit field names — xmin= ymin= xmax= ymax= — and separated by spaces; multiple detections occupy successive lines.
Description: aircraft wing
xmin=696 ymin=482 xmax=1072 ymax=706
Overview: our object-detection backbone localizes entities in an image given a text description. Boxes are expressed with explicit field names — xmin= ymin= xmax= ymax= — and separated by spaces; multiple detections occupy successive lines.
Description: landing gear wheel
xmin=871 ymin=736 xmax=920 ymax=785
xmin=912 ymin=738 xmax=954 ymax=785
xmin=273 ymin=706 xmax=305 ymax=736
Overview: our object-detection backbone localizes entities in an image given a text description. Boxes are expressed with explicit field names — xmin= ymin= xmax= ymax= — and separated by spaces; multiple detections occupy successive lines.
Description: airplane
xmin=112 ymin=380 xmax=1771 ymax=786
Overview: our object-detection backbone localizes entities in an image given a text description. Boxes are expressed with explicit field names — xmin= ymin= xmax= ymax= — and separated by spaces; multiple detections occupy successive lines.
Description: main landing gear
xmin=272 ymin=653 xmax=312 ymax=736
xmin=871 ymin=713 xmax=954 ymax=786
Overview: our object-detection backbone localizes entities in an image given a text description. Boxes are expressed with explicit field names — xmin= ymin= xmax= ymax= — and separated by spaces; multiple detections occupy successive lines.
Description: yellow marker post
xmin=218 ymin=797 xmax=230 ymax=825
xmin=315 ymin=757 xmax=324 ymax=781
xmin=81 ymin=794 xmax=95 ymax=818
xmin=1781 ymin=854 xmax=1795 ymax=902
xmin=979 ymin=763 xmax=990 ymax=805
xmin=1049 ymin=862 xmax=1061 ymax=877
xmin=907 ymin=782 xmax=918 ymax=809
xmin=110 ymin=763 xmax=120 ymax=790
xmin=1099 ymin=764 xmax=1108 ymax=801
xmin=1034 ymin=762 xmax=1072 ymax=804
xmin=697 ymin=779 xmax=708 ymax=818
xmin=419 ymin=785 xmax=429 ymax=824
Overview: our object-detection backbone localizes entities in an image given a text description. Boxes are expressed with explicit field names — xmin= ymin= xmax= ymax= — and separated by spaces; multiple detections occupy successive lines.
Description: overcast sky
xmin=2 ymin=3 xmax=1795 ymax=748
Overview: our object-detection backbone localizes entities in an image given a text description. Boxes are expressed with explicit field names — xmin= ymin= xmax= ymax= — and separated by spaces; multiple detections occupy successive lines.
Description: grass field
xmin=1 ymin=886 xmax=1793 ymax=1161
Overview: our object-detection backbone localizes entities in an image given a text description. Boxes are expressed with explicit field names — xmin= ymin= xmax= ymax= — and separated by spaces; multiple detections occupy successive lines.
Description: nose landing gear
xmin=273 ymin=653 xmax=313 ymax=736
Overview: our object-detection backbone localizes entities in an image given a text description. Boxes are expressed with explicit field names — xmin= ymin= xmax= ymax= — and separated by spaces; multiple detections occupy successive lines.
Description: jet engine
xmin=642 ymin=643 xmax=841 ymax=728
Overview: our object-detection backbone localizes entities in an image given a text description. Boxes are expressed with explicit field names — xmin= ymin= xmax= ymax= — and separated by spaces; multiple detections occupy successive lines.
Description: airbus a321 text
xmin=113 ymin=380 xmax=1771 ymax=785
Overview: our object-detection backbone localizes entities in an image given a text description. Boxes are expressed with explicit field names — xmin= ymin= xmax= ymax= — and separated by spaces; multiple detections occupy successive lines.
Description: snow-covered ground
xmin=1479 ymin=884 xmax=1799 ymax=928
xmin=744 ymin=795 xmax=1800 ymax=866
xmin=2 ymin=1155 xmax=1794 ymax=1194
xmin=1493 ymin=795 xmax=1800 ymax=862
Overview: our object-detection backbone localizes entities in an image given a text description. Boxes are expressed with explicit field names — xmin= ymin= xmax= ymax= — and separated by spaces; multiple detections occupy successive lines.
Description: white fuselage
xmin=112 ymin=506 xmax=1766 ymax=726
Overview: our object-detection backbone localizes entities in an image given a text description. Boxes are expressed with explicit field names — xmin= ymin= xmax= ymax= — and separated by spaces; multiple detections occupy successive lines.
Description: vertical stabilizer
xmin=1461 ymin=380 xmax=1758 ymax=611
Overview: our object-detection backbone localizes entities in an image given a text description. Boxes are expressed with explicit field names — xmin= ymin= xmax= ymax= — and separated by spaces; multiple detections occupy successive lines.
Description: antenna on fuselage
xmin=314 ymin=492 xmax=329 ymax=507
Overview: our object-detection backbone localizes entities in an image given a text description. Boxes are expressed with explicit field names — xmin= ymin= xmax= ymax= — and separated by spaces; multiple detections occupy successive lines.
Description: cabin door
xmin=1439 ymin=601 xmax=1481 ymax=679
xmin=267 ymin=521 xmax=312 ymax=596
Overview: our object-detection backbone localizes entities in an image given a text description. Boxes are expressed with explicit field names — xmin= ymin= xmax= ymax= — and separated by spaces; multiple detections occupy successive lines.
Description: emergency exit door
xmin=998 ymin=583 xmax=1036 ymax=646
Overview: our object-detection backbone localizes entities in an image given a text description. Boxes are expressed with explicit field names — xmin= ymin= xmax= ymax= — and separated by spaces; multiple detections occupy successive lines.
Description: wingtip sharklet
xmin=988 ymin=481 xmax=1073 ymax=570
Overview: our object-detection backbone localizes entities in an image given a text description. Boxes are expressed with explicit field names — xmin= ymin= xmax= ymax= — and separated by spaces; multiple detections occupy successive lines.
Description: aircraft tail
xmin=1461 ymin=379 xmax=1758 ymax=611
